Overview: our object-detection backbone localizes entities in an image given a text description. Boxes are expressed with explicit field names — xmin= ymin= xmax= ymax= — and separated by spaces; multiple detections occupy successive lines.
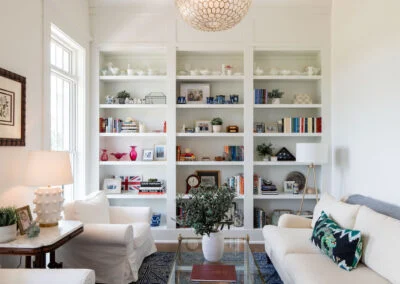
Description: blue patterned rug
xmin=134 ymin=252 xmax=282 ymax=284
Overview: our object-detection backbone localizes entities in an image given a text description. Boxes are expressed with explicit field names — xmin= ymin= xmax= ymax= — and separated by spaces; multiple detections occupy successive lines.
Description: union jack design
xmin=127 ymin=175 xmax=142 ymax=191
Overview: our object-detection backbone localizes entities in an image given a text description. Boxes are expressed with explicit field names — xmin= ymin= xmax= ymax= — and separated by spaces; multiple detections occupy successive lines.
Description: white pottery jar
xmin=0 ymin=224 xmax=17 ymax=243
xmin=202 ymin=231 xmax=224 ymax=262
xmin=271 ymin=98 xmax=281 ymax=104
xmin=212 ymin=125 xmax=222 ymax=133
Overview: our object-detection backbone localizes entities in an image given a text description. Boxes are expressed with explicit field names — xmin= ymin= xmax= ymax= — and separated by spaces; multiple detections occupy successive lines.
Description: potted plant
xmin=257 ymin=142 xmax=273 ymax=161
xmin=211 ymin=117 xmax=223 ymax=133
xmin=116 ymin=90 xmax=130 ymax=104
xmin=0 ymin=207 xmax=17 ymax=243
xmin=176 ymin=185 xmax=236 ymax=262
xmin=267 ymin=89 xmax=284 ymax=104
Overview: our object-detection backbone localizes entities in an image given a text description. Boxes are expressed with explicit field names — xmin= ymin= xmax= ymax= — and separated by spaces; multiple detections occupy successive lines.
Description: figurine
xmin=27 ymin=222 xmax=40 ymax=238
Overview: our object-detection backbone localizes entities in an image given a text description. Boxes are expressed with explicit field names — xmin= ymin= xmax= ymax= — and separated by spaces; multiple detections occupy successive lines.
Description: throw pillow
xmin=311 ymin=211 xmax=362 ymax=271
xmin=73 ymin=191 xmax=110 ymax=224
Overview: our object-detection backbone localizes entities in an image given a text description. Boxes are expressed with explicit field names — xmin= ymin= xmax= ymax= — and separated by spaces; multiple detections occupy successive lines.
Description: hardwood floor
xmin=156 ymin=242 xmax=265 ymax=252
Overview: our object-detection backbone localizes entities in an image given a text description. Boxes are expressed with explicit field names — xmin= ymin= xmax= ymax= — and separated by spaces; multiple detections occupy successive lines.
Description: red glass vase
xmin=129 ymin=146 xmax=137 ymax=161
xmin=100 ymin=149 xmax=108 ymax=161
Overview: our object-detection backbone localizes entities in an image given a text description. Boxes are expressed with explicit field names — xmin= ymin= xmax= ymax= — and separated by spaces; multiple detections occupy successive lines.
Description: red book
xmin=317 ymin=117 xmax=322 ymax=133
xmin=191 ymin=264 xmax=236 ymax=282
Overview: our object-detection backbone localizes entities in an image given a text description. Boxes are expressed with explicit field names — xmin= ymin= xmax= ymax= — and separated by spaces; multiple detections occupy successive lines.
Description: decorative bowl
xmin=110 ymin=152 xmax=127 ymax=160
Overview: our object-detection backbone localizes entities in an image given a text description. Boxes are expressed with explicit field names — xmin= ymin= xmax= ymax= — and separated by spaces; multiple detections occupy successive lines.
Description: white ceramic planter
xmin=212 ymin=125 xmax=222 ymax=133
xmin=0 ymin=224 xmax=17 ymax=243
xmin=271 ymin=98 xmax=281 ymax=104
xmin=202 ymin=231 xmax=224 ymax=262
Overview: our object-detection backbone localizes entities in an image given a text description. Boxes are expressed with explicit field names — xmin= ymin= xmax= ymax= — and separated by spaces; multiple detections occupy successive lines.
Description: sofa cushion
xmin=285 ymin=254 xmax=390 ymax=284
xmin=73 ymin=191 xmax=110 ymax=224
xmin=312 ymin=193 xmax=360 ymax=229
xmin=311 ymin=211 xmax=362 ymax=271
xmin=354 ymin=206 xmax=400 ymax=283
xmin=263 ymin=225 xmax=320 ymax=264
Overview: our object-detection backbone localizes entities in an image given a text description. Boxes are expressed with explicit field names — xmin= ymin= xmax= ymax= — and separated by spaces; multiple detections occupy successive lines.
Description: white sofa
xmin=0 ymin=268 xmax=95 ymax=284
xmin=57 ymin=191 xmax=157 ymax=284
xmin=263 ymin=194 xmax=400 ymax=284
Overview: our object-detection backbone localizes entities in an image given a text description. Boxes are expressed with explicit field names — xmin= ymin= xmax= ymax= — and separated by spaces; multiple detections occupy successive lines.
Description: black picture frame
xmin=196 ymin=170 xmax=221 ymax=187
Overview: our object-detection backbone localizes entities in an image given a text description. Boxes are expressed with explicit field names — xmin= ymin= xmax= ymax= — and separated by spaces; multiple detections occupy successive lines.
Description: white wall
xmin=331 ymin=0 xmax=400 ymax=204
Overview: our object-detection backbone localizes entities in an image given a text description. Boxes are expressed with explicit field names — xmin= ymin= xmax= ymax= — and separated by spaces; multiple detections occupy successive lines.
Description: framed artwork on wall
xmin=0 ymin=67 xmax=26 ymax=146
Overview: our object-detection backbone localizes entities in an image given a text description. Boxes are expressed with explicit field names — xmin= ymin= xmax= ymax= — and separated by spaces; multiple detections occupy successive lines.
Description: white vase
xmin=202 ymin=231 xmax=224 ymax=262
xmin=0 ymin=224 xmax=17 ymax=243
xmin=212 ymin=125 xmax=222 ymax=133
xmin=271 ymin=98 xmax=281 ymax=104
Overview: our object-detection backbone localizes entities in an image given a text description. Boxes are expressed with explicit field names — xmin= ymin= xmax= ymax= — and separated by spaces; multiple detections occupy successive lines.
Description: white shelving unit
xmin=93 ymin=46 xmax=326 ymax=242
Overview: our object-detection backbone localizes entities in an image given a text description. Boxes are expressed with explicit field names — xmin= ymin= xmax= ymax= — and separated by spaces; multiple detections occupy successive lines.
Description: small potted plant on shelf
xmin=211 ymin=117 xmax=223 ymax=133
xmin=116 ymin=90 xmax=130 ymax=104
xmin=0 ymin=207 xmax=17 ymax=243
xmin=268 ymin=89 xmax=284 ymax=104
xmin=175 ymin=185 xmax=236 ymax=262
xmin=257 ymin=142 xmax=273 ymax=161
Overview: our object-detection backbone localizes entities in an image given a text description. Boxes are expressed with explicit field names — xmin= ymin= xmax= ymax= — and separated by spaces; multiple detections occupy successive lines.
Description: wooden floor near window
xmin=156 ymin=243 xmax=265 ymax=253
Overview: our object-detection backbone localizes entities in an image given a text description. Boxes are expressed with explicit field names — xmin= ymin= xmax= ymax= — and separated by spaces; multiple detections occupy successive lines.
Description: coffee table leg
xmin=48 ymin=250 xmax=63 ymax=269
xmin=25 ymin=256 xmax=31 ymax=268
xmin=34 ymin=253 xmax=46 ymax=268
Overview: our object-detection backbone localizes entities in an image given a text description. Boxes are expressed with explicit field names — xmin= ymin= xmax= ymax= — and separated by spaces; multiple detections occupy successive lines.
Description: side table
xmin=0 ymin=220 xmax=83 ymax=268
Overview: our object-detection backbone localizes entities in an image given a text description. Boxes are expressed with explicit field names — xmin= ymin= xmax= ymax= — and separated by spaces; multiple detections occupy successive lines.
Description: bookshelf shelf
xmin=253 ymin=104 xmax=321 ymax=109
xmin=253 ymin=75 xmax=322 ymax=80
xmin=254 ymin=133 xmax=322 ymax=137
xmin=176 ymin=104 xmax=244 ymax=109
xmin=100 ymin=104 xmax=167 ymax=109
xmin=106 ymin=194 xmax=167 ymax=199
xmin=100 ymin=133 xmax=166 ymax=137
xmin=176 ymin=161 xmax=244 ymax=166
xmin=176 ymin=133 xmax=244 ymax=137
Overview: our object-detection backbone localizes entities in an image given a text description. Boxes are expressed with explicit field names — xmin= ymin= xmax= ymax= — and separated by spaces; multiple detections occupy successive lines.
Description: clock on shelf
xmin=186 ymin=174 xmax=200 ymax=194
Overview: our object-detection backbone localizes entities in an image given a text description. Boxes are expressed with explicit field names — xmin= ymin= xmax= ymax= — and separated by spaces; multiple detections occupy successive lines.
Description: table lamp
xmin=295 ymin=143 xmax=328 ymax=214
xmin=25 ymin=151 xmax=73 ymax=227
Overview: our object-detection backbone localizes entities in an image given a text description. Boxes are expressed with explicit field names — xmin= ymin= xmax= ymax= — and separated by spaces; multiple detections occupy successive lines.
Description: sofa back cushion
xmin=354 ymin=206 xmax=400 ymax=283
xmin=65 ymin=191 xmax=110 ymax=224
xmin=312 ymin=194 xmax=361 ymax=229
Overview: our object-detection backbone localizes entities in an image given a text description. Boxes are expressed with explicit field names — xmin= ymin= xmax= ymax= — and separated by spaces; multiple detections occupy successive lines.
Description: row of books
xmin=254 ymin=207 xmax=267 ymax=228
xmin=224 ymin=146 xmax=244 ymax=161
xmin=281 ymin=117 xmax=322 ymax=133
xmin=254 ymin=89 xmax=268 ymax=104
xmin=99 ymin=117 xmax=138 ymax=133
xmin=226 ymin=175 xmax=244 ymax=195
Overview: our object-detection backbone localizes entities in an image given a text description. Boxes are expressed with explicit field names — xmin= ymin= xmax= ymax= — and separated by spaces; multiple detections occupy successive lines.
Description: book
xmin=190 ymin=264 xmax=236 ymax=282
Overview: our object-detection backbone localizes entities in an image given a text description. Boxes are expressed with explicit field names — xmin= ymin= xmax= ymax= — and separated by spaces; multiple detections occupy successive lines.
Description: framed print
xmin=143 ymin=149 xmax=154 ymax=161
xmin=196 ymin=170 xmax=221 ymax=187
xmin=180 ymin=83 xmax=210 ymax=104
xmin=195 ymin=120 xmax=211 ymax=133
xmin=265 ymin=122 xmax=278 ymax=133
xmin=283 ymin=181 xmax=295 ymax=193
xmin=103 ymin=178 xmax=122 ymax=194
xmin=154 ymin=145 xmax=166 ymax=160
xmin=0 ymin=67 xmax=26 ymax=146
xmin=253 ymin=122 xmax=265 ymax=133
xmin=16 ymin=205 xmax=32 ymax=234
xmin=221 ymin=202 xmax=236 ymax=224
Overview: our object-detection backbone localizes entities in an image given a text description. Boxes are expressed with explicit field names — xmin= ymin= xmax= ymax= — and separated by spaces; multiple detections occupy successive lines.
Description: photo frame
xmin=103 ymin=178 xmax=122 ymax=194
xmin=265 ymin=122 xmax=278 ymax=133
xmin=142 ymin=149 xmax=154 ymax=161
xmin=283 ymin=181 xmax=295 ymax=193
xmin=16 ymin=205 xmax=32 ymax=234
xmin=195 ymin=120 xmax=211 ymax=133
xmin=154 ymin=145 xmax=166 ymax=160
xmin=180 ymin=83 xmax=210 ymax=104
xmin=196 ymin=170 xmax=221 ymax=187
xmin=221 ymin=202 xmax=236 ymax=224
xmin=0 ymin=67 xmax=26 ymax=146
xmin=253 ymin=122 xmax=265 ymax=133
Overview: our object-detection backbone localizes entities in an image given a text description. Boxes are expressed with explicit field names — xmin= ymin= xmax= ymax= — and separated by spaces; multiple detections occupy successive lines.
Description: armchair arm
xmin=109 ymin=206 xmax=152 ymax=224
xmin=73 ymin=224 xmax=133 ymax=246
xmin=278 ymin=214 xmax=312 ymax=228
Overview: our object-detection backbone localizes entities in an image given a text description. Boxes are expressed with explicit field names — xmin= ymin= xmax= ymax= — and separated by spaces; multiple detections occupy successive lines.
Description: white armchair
xmin=57 ymin=191 xmax=157 ymax=284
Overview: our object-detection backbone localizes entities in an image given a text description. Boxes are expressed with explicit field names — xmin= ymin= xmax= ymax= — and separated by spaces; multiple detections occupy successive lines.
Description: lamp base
xmin=33 ymin=187 xmax=64 ymax=227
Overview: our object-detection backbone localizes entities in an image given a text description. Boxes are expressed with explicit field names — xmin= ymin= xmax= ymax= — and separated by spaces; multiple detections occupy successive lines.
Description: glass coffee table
xmin=167 ymin=235 xmax=265 ymax=283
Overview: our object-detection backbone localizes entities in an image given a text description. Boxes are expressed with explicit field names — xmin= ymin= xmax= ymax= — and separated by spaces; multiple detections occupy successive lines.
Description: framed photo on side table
xmin=16 ymin=205 xmax=33 ymax=234
xmin=196 ymin=170 xmax=221 ymax=187
xmin=180 ymin=84 xmax=210 ymax=104
xmin=0 ymin=67 xmax=26 ymax=146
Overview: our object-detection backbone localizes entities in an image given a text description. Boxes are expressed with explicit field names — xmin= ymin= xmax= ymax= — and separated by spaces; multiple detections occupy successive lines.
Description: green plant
xmin=0 ymin=207 xmax=17 ymax=227
xmin=211 ymin=117 xmax=223 ymax=125
xmin=176 ymin=185 xmax=235 ymax=236
xmin=257 ymin=142 xmax=273 ymax=157
xmin=117 ymin=90 xmax=130 ymax=99
xmin=267 ymin=89 xmax=284 ymax=99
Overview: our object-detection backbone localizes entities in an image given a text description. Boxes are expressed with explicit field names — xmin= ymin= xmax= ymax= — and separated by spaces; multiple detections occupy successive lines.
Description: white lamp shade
xmin=25 ymin=151 xmax=73 ymax=186
xmin=296 ymin=143 xmax=328 ymax=164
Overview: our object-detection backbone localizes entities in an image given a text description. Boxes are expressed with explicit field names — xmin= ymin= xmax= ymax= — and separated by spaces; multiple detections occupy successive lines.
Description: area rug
xmin=134 ymin=252 xmax=282 ymax=284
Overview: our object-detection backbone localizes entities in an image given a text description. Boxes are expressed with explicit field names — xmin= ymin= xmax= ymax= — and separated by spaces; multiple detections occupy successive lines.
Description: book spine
xmin=317 ymin=117 xmax=322 ymax=133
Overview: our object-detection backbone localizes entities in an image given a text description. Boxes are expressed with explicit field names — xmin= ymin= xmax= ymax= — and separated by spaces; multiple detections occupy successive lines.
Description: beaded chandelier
xmin=175 ymin=0 xmax=252 ymax=32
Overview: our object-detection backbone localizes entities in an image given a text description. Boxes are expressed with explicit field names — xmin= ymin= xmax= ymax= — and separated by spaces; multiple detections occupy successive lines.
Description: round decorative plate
xmin=286 ymin=171 xmax=306 ymax=190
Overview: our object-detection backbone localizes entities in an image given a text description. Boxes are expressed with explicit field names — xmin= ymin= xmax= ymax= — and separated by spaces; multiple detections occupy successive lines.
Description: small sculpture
xmin=27 ymin=222 xmax=40 ymax=238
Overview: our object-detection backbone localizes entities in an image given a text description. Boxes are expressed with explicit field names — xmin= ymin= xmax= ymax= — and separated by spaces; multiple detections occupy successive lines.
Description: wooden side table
xmin=0 ymin=220 xmax=83 ymax=268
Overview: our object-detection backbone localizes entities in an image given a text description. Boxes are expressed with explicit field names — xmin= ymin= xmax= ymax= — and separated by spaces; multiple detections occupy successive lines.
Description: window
xmin=50 ymin=25 xmax=85 ymax=201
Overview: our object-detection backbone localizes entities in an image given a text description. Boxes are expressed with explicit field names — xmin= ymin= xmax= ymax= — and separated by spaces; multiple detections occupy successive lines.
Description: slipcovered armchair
xmin=57 ymin=191 xmax=157 ymax=284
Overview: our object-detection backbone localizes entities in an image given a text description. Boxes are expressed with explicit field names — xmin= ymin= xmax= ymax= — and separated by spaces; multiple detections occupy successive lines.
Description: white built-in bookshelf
xmin=93 ymin=46 xmax=325 ymax=241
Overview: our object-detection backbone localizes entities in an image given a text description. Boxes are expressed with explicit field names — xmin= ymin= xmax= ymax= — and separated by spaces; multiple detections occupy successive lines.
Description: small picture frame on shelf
xmin=265 ymin=122 xmax=278 ymax=133
xmin=283 ymin=181 xmax=295 ymax=193
xmin=103 ymin=178 xmax=122 ymax=194
xmin=195 ymin=120 xmax=211 ymax=133
xmin=196 ymin=170 xmax=221 ymax=187
xmin=180 ymin=83 xmax=210 ymax=104
xmin=16 ymin=205 xmax=33 ymax=235
xmin=142 ymin=149 xmax=154 ymax=161
xmin=254 ymin=122 xmax=265 ymax=133
xmin=221 ymin=202 xmax=236 ymax=224
xmin=154 ymin=145 xmax=166 ymax=160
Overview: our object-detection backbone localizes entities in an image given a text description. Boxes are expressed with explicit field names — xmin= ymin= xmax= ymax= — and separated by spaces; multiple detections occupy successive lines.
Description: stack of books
xmin=254 ymin=176 xmax=278 ymax=195
xmin=138 ymin=181 xmax=166 ymax=194
xmin=121 ymin=120 xmax=138 ymax=133
xmin=254 ymin=89 xmax=267 ymax=104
